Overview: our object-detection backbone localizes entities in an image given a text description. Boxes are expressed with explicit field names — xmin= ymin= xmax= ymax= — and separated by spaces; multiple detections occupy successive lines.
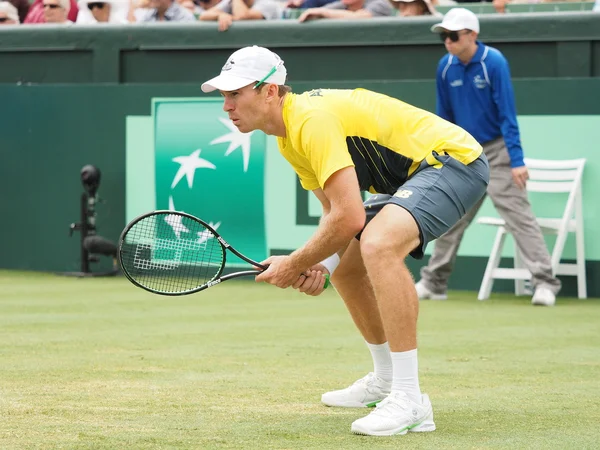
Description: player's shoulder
xmin=482 ymin=45 xmax=508 ymax=65
xmin=294 ymin=89 xmax=347 ymax=117
xmin=290 ymin=93 xmax=341 ymax=130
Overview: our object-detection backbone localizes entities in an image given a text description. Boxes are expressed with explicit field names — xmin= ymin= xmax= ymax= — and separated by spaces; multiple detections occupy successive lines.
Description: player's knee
xmin=360 ymin=233 xmax=394 ymax=263
xmin=360 ymin=229 xmax=416 ymax=263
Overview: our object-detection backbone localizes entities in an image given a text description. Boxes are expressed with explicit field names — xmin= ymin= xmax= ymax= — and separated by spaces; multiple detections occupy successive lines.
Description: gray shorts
xmin=359 ymin=152 xmax=490 ymax=259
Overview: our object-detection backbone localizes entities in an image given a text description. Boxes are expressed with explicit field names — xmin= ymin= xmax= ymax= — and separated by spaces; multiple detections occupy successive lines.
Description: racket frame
xmin=118 ymin=210 xmax=267 ymax=295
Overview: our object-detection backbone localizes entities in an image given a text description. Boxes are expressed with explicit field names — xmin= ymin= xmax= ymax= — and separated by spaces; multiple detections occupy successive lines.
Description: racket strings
xmin=120 ymin=214 xmax=224 ymax=294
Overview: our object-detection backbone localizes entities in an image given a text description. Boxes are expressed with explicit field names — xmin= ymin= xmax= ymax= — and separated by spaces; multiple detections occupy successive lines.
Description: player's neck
xmin=260 ymin=96 xmax=287 ymax=138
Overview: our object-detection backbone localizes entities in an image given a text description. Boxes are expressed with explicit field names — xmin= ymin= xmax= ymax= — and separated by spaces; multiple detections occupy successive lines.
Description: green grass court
xmin=1 ymin=270 xmax=598 ymax=449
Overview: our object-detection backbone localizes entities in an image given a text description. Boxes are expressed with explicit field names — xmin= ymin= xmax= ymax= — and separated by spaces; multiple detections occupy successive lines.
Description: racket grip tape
xmin=324 ymin=274 xmax=330 ymax=289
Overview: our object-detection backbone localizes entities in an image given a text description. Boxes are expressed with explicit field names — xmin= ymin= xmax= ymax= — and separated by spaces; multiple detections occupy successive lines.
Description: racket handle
xmin=324 ymin=274 xmax=330 ymax=289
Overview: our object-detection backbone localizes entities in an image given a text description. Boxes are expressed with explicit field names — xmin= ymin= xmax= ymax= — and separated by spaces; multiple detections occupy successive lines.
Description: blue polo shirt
xmin=436 ymin=42 xmax=524 ymax=168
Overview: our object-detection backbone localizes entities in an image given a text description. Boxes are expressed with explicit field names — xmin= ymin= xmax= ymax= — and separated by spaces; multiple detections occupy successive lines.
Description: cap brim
xmin=431 ymin=22 xmax=464 ymax=33
xmin=201 ymin=73 xmax=255 ymax=93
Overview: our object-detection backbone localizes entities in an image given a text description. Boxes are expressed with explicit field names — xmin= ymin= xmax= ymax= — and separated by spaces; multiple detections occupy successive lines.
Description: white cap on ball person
xmin=431 ymin=7 xmax=480 ymax=33
xmin=201 ymin=46 xmax=287 ymax=93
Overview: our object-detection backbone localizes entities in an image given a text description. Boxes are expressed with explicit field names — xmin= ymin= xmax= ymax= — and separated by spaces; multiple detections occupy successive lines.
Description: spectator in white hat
xmin=0 ymin=1 xmax=20 ymax=23
xmin=75 ymin=0 xmax=129 ymax=22
xmin=389 ymin=0 xmax=439 ymax=16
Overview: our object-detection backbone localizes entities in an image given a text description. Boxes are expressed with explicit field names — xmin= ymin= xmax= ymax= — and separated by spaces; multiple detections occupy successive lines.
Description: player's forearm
xmin=288 ymin=210 xmax=364 ymax=271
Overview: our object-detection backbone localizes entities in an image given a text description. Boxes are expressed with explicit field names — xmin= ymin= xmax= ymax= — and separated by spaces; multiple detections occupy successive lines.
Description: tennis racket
xmin=118 ymin=210 xmax=329 ymax=296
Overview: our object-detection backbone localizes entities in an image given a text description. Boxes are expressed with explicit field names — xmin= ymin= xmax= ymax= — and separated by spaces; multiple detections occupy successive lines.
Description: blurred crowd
xmin=0 ymin=0 xmax=596 ymax=27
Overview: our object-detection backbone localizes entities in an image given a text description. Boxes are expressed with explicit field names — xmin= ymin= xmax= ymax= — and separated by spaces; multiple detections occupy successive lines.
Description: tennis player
xmin=202 ymin=45 xmax=489 ymax=436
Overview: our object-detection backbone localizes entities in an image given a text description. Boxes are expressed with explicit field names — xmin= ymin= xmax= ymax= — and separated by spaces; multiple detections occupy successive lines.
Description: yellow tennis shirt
xmin=276 ymin=88 xmax=482 ymax=194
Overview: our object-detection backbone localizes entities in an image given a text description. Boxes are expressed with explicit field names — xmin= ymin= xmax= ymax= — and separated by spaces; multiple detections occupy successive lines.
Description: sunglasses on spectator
xmin=0 ymin=17 xmax=8 ymax=22
xmin=43 ymin=3 xmax=61 ymax=8
xmin=439 ymin=30 xmax=471 ymax=42
xmin=87 ymin=2 xmax=106 ymax=9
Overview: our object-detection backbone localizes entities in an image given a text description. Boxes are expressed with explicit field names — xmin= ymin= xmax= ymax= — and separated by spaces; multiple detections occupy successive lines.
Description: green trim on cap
xmin=253 ymin=66 xmax=277 ymax=89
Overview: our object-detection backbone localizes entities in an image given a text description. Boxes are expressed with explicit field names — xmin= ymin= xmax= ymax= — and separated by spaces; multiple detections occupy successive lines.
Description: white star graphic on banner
xmin=171 ymin=149 xmax=216 ymax=189
xmin=198 ymin=221 xmax=221 ymax=245
xmin=210 ymin=118 xmax=254 ymax=172
xmin=164 ymin=196 xmax=189 ymax=239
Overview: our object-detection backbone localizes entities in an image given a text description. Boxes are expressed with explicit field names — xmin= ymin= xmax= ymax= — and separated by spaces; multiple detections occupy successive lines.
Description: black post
xmin=80 ymin=192 xmax=90 ymax=274
xmin=61 ymin=164 xmax=119 ymax=278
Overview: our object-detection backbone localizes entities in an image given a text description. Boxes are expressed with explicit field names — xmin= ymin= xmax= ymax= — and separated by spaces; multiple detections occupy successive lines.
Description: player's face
xmin=441 ymin=29 xmax=476 ymax=55
xmin=220 ymin=83 xmax=268 ymax=133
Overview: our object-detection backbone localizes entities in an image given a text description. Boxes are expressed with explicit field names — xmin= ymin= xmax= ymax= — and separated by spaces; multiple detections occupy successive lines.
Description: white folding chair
xmin=477 ymin=158 xmax=587 ymax=300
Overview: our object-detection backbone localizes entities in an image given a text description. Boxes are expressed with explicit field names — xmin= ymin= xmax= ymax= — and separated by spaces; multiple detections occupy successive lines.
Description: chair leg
xmin=478 ymin=227 xmax=507 ymax=301
xmin=575 ymin=195 xmax=587 ymax=299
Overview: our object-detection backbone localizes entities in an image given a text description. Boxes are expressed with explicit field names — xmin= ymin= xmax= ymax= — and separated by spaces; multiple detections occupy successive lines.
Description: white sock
xmin=365 ymin=341 xmax=393 ymax=383
xmin=391 ymin=349 xmax=422 ymax=404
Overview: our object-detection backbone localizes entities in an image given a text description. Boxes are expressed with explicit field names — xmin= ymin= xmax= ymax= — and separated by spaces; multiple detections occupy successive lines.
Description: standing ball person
xmin=416 ymin=8 xmax=561 ymax=306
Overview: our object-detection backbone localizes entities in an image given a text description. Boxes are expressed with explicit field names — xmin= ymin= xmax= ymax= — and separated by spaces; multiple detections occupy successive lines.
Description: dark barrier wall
xmin=1 ymin=14 xmax=599 ymax=295
xmin=0 ymin=13 xmax=599 ymax=84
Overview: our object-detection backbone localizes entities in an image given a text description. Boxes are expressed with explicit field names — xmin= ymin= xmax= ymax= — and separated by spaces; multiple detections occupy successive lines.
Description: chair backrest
xmin=525 ymin=157 xmax=586 ymax=241
xmin=525 ymin=158 xmax=586 ymax=194
xmin=525 ymin=158 xmax=586 ymax=271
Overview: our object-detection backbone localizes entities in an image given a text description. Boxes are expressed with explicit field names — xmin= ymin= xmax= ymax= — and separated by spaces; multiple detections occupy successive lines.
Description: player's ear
xmin=265 ymin=83 xmax=279 ymax=102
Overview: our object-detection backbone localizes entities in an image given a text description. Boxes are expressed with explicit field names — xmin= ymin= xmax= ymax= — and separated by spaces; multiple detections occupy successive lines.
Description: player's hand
xmin=218 ymin=13 xmax=233 ymax=32
xmin=292 ymin=264 xmax=330 ymax=296
xmin=512 ymin=166 xmax=529 ymax=189
xmin=255 ymin=255 xmax=302 ymax=289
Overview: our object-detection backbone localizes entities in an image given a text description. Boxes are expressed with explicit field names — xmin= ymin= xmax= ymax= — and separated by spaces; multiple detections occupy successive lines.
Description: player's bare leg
xmin=360 ymin=205 xmax=421 ymax=352
xmin=320 ymin=239 xmax=394 ymax=408
xmin=331 ymin=238 xmax=386 ymax=345
xmin=349 ymin=204 xmax=435 ymax=436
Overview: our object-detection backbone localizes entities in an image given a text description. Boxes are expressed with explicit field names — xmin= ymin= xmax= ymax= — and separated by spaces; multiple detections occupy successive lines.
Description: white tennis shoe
xmin=321 ymin=373 xmax=391 ymax=408
xmin=351 ymin=391 xmax=436 ymax=436
xmin=531 ymin=286 xmax=556 ymax=306
xmin=415 ymin=280 xmax=448 ymax=301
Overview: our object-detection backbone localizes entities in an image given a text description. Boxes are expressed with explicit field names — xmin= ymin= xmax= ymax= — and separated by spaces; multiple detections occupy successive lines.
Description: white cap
xmin=431 ymin=7 xmax=480 ymax=33
xmin=0 ymin=1 xmax=19 ymax=22
xmin=201 ymin=46 xmax=287 ymax=93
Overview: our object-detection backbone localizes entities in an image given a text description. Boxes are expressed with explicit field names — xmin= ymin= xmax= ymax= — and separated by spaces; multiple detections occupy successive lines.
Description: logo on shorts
xmin=394 ymin=189 xmax=413 ymax=199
